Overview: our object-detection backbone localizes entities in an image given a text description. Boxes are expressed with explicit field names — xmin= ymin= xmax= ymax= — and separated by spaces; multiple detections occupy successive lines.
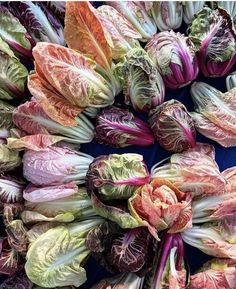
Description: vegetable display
xmin=1 ymin=1 xmax=236 ymax=289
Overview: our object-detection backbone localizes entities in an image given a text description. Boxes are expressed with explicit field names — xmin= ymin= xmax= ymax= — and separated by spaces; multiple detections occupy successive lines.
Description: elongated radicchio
xmin=190 ymin=82 xmax=236 ymax=147
xmin=151 ymin=143 xmax=226 ymax=196
xmin=86 ymin=221 xmax=154 ymax=275
xmin=183 ymin=1 xmax=205 ymax=24
xmin=226 ymin=71 xmax=236 ymax=90
xmin=188 ymin=7 xmax=236 ymax=77
xmin=144 ymin=233 xmax=188 ymax=289
xmin=146 ymin=31 xmax=199 ymax=89
xmin=23 ymin=146 xmax=93 ymax=186
xmin=122 ymin=48 xmax=165 ymax=112
xmin=95 ymin=107 xmax=154 ymax=147
xmin=149 ymin=100 xmax=196 ymax=152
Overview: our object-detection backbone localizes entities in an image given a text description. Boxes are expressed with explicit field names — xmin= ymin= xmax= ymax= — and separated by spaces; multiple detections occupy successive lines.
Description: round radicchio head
xmin=146 ymin=31 xmax=199 ymax=89
xmin=148 ymin=100 xmax=196 ymax=152
xmin=95 ymin=106 xmax=154 ymax=148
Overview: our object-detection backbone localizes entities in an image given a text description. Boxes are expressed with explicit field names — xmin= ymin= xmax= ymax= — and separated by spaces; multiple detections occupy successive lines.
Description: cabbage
xmin=144 ymin=233 xmax=188 ymax=289
xmin=188 ymin=7 xmax=236 ymax=77
xmin=86 ymin=221 xmax=154 ymax=274
xmin=190 ymin=258 xmax=236 ymax=289
xmin=122 ymin=48 xmax=165 ymax=112
xmin=0 ymin=5 xmax=33 ymax=58
xmin=226 ymin=71 xmax=236 ymax=90
xmin=0 ymin=176 xmax=24 ymax=203
xmin=0 ymin=271 xmax=33 ymax=289
xmin=0 ymin=39 xmax=28 ymax=100
xmin=25 ymin=218 xmax=104 ymax=287
xmin=150 ymin=1 xmax=183 ymax=31
xmin=183 ymin=1 xmax=205 ymax=24
xmin=182 ymin=216 xmax=236 ymax=259
xmin=149 ymin=100 xmax=196 ymax=152
xmin=6 ymin=2 xmax=65 ymax=45
xmin=23 ymin=146 xmax=93 ymax=186
xmin=146 ymin=31 xmax=199 ymax=89
xmin=0 ymin=100 xmax=14 ymax=140
xmin=108 ymin=1 xmax=157 ymax=41
xmin=190 ymin=82 xmax=236 ymax=147
xmin=0 ymin=144 xmax=21 ymax=172
xmin=96 ymin=5 xmax=142 ymax=61
xmin=12 ymin=99 xmax=95 ymax=145
xmin=151 ymin=143 xmax=225 ymax=196
xmin=95 ymin=106 xmax=154 ymax=147
xmin=21 ymin=186 xmax=95 ymax=224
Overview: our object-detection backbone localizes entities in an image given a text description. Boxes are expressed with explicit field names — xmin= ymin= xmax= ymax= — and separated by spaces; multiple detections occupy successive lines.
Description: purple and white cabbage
xmin=144 ymin=233 xmax=187 ymax=289
xmin=188 ymin=7 xmax=236 ymax=77
xmin=122 ymin=48 xmax=165 ymax=112
xmin=44 ymin=1 xmax=66 ymax=21
xmin=0 ymin=176 xmax=24 ymax=203
xmin=108 ymin=1 xmax=157 ymax=41
xmin=149 ymin=100 xmax=196 ymax=152
xmin=211 ymin=1 xmax=236 ymax=20
xmin=95 ymin=106 xmax=154 ymax=147
xmin=183 ymin=1 xmax=205 ymax=24
xmin=226 ymin=71 xmax=236 ymax=91
xmin=150 ymin=1 xmax=183 ymax=31
xmin=23 ymin=146 xmax=93 ymax=186
xmin=146 ymin=31 xmax=199 ymax=89
xmin=6 ymin=1 xmax=65 ymax=45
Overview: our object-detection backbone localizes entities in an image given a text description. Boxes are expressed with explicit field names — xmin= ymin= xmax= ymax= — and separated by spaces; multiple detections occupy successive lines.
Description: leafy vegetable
xmin=189 ymin=258 xmax=236 ymax=289
xmin=6 ymin=219 xmax=28 ymax=253
xmin=44 ymin=1 xmax=66 ymax=21
xmin=0 ymin=237 xmax=23 ymax=275
xmin=25 ymin=218 xmax=104 ymax=287
xmin=226 ymin=71 xmax=236 ymax=90
xmin=0 ymin=271 xmax=33 ymax=289
xmin=90 ymin=273 xmax=144 ymax=289
xmin=144 ymin=233 xmax=188 ymax=289
xmin=12 ymin=99 xmax=95 ymax=145
xmin=26 ymin=222 xmax=60 ymax=244
xmin=222 ymin=166 xmax=236 ymax=192
xmin=183 ymin=1 xmax=205 ymax=24
xmin=150 ymin=1 xmax=183 ymax=31
xmin=21 ymin=186 xmax=95 ymax=224
xmin=149 ymin=100 xmax=196 ymax=152
xmin=0 ymin=175 xmax=24 ymax=203
xmin=188 ymin=7 xmax=236 ymax=77
xmin=211 ymin=1 xmax=236 ymax=20
xmin=108 ymin=1 xmax=157 ymax=41
xmin=129 ymin=179 xmax=192 ymax=238
xmin=151 ymin=143 xmax=226 ymax=196
xmin=23 ymin=146 xmax=93 ymax=186
xmin=2 ymin=203 xmax=23 ymax=226
xmin=122 ymin=48 xmax=165 ymax=112
xmin=182 ymin=216 xmax=236 ymax=259
xmin=190 ymin=82 xmax=236 ymax=147
xmin=192 ymin=191 xmax=236 ymax=223
xmin=0 ymin=100 xmax=14 ymax=140
xmin=0 ymin=5 xmax=33 ymax=57
xmin=146 ymin=31 xmax=199 ymax=89
xmin=0 ymin=144 xmax=21 ymax=172
xmin=96 ymin=5 xmax=142 ymax=61
xmin=95 ymin=106 xmax=154 ymax=147
xmin=86 ymin=221 xmax=154 ymax=274
xmin=0 ymin=44 xmax=28 ymax=100
xmin=6 ymin=2 xmax=65 ymax=45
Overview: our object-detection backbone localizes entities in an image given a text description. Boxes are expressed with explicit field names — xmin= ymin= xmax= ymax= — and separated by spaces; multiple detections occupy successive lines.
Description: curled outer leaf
xmin=0 ymin=144 xmax=21 ymax=173
xmin=188 ymin=7 xmax=236 ymax=77
xmin=95 ymin=106 xmax=154 ymax=148
xmin=123 ymin=48 xmax=165 ymax=112
xmin=64 ymin=1 xmax=112 ymax=71
xmin=6 ymin=220 xmax=28 ymax=253
xmin=149 ymin=99 xmax=196 ymax=152
xmin=128 ymin=178 xmax=192 ymax=239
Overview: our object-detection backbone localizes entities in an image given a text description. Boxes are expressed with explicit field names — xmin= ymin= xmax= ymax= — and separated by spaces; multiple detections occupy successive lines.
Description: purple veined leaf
xmin=149 ymin=100 xmax=196 ymax=152
xmin=146 ymin=31 xmax=199 ymax=89
xmin=0 ymin=237 xmax=23 ymax=276
xmin=6 ymin=220 xmax=28 ymax=253
xmin=95 ymin=106 xmax=154 ymax=148
xmin=43 ymin=1 xmax=66 ymax=21
xmin=23 ymin=146 xmax=93 ymax=186
xmin=2 ymin=203 xmax=24 ymax=226
xmin=6 ymin=1 xmax=65 ymax=45
xmin=0 ymin=270 xmax=33 ymax=289
xmin=188 ymin=7 xmax=236 ymax=77
xmin=0 ymin=5 xmax=33 ymax=58
xmin=210 ymin=1 xmax=236 ymax=21
xmin=122 ymin=48 xmax=165 ymax=112
xmin=150 ymin=1 xmax=183 ymax=31
xmin=0 ymin=175 xmax=24 ymax=203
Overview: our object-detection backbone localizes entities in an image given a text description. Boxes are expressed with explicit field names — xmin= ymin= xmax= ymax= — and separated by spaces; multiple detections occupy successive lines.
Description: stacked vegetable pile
xmin=0 ymin=1 xmax=236 ymax=289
